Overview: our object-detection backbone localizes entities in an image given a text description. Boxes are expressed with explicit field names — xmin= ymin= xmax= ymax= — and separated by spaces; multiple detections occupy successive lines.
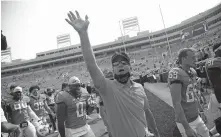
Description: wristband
xmin=20 ymin=121 xmax=28 ymax=128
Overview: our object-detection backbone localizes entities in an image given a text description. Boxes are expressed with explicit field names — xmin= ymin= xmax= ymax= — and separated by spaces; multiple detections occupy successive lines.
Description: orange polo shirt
xmin=98 ymin=79 xmax=149 ymax=137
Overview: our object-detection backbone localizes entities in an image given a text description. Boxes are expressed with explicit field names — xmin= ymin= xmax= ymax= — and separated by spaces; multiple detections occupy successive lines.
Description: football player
xmin=56 ymin=76 xmax=95 ymax=137
xmin=45 ymin=88 xmax=56 ymax=113
xmin=168 ymin=48 xmax=210 ymax=137
xmin=65 ymin=11 xmax=159 ymax=137
xmin=28 ymin=85 xmax=56 ymax=128
xmin=4 ymin=86 xmax=40 ymax=137
xmin=2 ymin=84 xmax=17 ymax=118
xmin=205 ymin=43 xmax=221 ymax=136
xmin=205 ymin=43 xmax=221 ymax=108
xmin=1 ymin=107 xmax=22 ymax=137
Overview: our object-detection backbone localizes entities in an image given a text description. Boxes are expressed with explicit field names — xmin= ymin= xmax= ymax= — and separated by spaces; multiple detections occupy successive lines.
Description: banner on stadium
xmin=181 ymin=21 xmax=208 ymax=40
xmin=180 ymin=26 xmax=193 ymax=40
xmin=192 ymin=21 xmax=208 ymax=37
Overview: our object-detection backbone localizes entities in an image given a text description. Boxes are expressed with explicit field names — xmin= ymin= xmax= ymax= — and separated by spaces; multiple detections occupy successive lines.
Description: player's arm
xmin=170 ymin=83 xmax=192 ymax=129
xmin=56 ymin=93 xmax=66 ymax=137
xmin=144 ymin=95 xmax=160 ymax=137
xmin=65 ymin=11 xmax=106 ymax=93
xmin=43 ymin=100 xmax=54 ymax=115
xmin=1 ymin=122 xmax=20 ymax=133
xmin=168 ymin=70 xmax=192 ymax=131
xmin=5 ymin=104 xmax=13 ymax=123
xmin=27 ymin=105 xmax=40 ymax=122
xmin=1 ymin=107 xmax=19 ymax=133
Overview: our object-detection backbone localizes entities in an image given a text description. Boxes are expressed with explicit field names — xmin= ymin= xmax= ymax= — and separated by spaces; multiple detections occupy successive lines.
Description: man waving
xmin=65 ymin=11 xmax=160 ymax=137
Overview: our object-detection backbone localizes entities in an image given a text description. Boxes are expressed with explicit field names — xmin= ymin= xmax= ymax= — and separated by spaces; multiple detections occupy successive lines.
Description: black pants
xmin=207 ymin=68 xmax=221 ymax=103
xmin=215 ymin=117 xmax=221 ymax=134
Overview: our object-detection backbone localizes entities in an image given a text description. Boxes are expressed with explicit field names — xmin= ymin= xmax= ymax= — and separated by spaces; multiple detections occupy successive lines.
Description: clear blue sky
xmin=1 ymin=0 xmax=220 ymax=60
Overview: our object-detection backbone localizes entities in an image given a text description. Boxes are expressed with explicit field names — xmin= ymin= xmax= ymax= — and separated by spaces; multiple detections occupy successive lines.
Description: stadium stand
xmin=1 ymin=3 xmax=221 ymax=95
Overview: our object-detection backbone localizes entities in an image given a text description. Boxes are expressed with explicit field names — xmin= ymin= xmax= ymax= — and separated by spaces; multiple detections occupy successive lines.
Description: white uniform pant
xmin=59 ymin=124 xmax=95 ymax=137
xmin=20 ymin=121 xmax=37 ymax=137
xmin=176 ymin=115 xmax=209 ymax=137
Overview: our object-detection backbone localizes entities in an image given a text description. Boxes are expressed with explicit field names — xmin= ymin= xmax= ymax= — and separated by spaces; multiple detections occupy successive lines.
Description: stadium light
xmin=119 ymin=21 xmax=126 ymax=52
xmin=159 ymin=5 xmax=172 ymax=59
xmin=57 ymin=33 xmax=71 ymax=48
xmin=119 ymin=16 xmax=140 ymax=53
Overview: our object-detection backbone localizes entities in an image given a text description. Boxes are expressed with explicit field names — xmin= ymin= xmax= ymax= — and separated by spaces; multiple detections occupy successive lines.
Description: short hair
xmin=10 ymin=84 xmax=17 ymax=90
xmin=29 ymin=85 xmax=40 ymax=93
xmin=47 ymin=88 xmax=53 ymax=92
xmin=177 ymin=48 xmax=196 ymax=64
xmin=61 ymin=83 xmax=68 ymax=90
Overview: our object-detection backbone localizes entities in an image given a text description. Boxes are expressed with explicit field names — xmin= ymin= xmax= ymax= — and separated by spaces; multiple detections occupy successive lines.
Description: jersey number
xmin=33 ymin=102 xmax=44 ymax=110
xmin=14 ymin=103 xmax=27 ymax=110
xmin=168 ymin=71 xmax=178 ymax=79
xmin=47 ymin=97 xmax=55 ymax=105
xmin=207 ymin=60 xmax=214 ymax=66
xmin=76 ymin=102 xmax=86 ymax=117
xmin=186 ymin=84 xmax=195 ymax=102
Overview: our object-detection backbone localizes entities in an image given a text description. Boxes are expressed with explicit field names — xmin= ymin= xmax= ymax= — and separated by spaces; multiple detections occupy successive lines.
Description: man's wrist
xmin=78 ymin=30 xmax=88 ymax=36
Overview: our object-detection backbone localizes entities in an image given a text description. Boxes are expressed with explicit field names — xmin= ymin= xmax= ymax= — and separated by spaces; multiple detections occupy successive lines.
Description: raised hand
xmin=65 ymin=10 xmax=89 ymax=34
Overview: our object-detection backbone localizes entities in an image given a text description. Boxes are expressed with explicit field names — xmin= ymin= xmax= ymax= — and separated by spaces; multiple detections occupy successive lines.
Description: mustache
xmin=114 ymin=72 xmax=131 ymax=84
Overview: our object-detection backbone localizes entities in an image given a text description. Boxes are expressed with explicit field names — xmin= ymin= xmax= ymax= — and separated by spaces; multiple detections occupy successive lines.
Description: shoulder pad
xmin=39 ymin=94 xmax=47 ymax=100
xmin=81 ymin=87 xmax=88 ymax=94
xmin=133 ymin=81 xmax=143 ymax=88
xmin=23 ymin=96 xmax=30 ymax=103
xmin=168 ymin=67 xmax=183 ymax=81
xmin=2 ymin=93 xmax=14 ymax=104
xmin=81 ymin=88 xmax=89 ymax=97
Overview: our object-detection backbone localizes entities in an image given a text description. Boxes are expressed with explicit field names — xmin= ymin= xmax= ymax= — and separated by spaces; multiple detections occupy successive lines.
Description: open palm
xmin=65 ymin=11 xmax=89 ymax=33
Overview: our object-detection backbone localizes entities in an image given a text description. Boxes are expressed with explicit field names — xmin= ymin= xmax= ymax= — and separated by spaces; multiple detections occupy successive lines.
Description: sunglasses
xmin=14 ymin=91 xmax=22 ymax=94
xmin=112 ymin=60 xmax=129 ymax=66
xmin=69 ymin=83 xmax=81 ymax=87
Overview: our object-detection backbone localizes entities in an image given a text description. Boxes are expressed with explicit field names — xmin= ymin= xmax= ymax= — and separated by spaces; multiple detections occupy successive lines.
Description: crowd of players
xmin=1 ymin=77 xmax=104 ymax=137
xmin=1 ymin=10 xmax=221 ymax=137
